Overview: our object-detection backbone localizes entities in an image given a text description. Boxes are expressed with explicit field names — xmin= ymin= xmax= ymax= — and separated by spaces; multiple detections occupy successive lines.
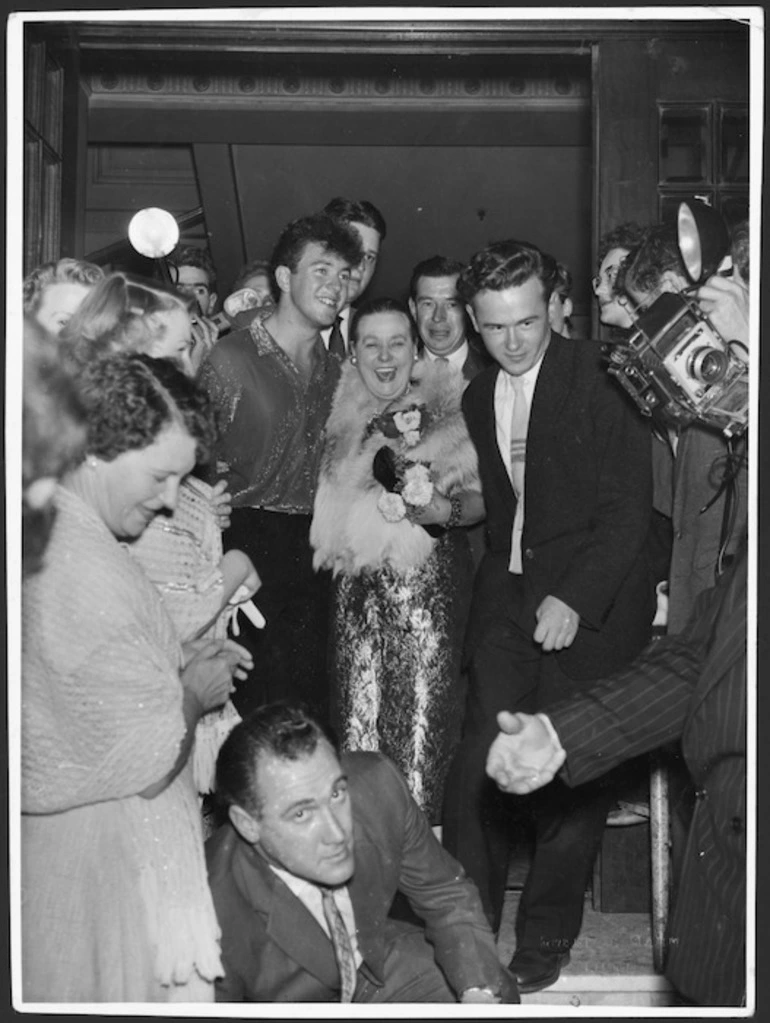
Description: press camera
xmin=605 ymin=200 xmax=748 ymax=438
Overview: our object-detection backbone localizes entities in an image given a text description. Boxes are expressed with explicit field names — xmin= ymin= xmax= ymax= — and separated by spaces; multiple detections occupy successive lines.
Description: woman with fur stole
xmin=311 ymin=298 xmax=484 ymax=823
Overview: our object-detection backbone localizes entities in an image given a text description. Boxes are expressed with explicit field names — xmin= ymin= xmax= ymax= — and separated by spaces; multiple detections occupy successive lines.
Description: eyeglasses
xmin=591 ymin=264 xmax=622 ymax=290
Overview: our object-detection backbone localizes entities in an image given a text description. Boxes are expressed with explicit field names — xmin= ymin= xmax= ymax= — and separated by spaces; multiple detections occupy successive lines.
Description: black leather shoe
xmin=508 ymin=948 xmax=571 ymax=994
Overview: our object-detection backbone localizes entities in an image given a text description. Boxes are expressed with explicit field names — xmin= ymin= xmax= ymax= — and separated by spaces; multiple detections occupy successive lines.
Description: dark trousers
xmin=442 ymin=573 xmax=615 ymax=945
xmin=223 ymin=507 xmax=331 ymax=722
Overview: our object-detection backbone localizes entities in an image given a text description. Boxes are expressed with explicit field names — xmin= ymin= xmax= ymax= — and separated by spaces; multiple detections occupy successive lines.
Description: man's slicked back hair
xmin=215 ymin=702 xmax=339 ymax=818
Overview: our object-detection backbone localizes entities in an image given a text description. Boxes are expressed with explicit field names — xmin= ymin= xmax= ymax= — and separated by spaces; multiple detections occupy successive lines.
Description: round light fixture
xmin=127 ymin=207 xmax=180 ymax=259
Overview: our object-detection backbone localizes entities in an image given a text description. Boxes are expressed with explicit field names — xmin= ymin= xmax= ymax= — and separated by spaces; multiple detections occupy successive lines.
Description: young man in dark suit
xmin=487 ymin=547 xmax=748 ymax=1007
xmin=206 ymin=703 xmax=519 ymax=1004
xmin=442 ymin=239 xmax=655 ymax=993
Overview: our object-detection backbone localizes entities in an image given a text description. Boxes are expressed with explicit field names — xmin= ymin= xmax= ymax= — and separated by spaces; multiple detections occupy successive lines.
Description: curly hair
xmin=268 ymin=214 xmax=364 ymax=302
xmin=77 ymin=352 xmax=216 ymax=464
xmin=215 ymin=703 xmax=339 ymax=818
xmin=349 ymin=295 xmax=416 ymax=347
xmin=620 ymin=224 xmax=684 ymax=298
xmin=597 ymin=222 xmax=648 ymax=266
xmin=457 ymin=239 xmax=559 ymax=305
xmin=408 ymin=254 xmax=466 ymax=301
xmin=60 ymin=271 xmax=193 ymax=368
xmin=23 ymin=258 xmax=104 ymax=315
xmin=323 ymin=196 xmax=387 ymax=241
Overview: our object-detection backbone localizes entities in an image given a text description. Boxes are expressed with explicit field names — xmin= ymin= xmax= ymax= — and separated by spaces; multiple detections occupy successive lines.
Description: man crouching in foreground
xmin=206 ymin=702 xmax=519 ymax=1004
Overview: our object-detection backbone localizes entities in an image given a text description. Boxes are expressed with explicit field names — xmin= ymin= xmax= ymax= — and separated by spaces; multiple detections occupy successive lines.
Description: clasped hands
xmin=486 ymin=710 xmax=566 ymax=795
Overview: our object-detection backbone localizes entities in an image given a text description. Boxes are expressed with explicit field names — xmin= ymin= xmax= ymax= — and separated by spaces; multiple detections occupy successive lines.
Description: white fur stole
xmin=310 ymin=358 xmax=480 ymax=576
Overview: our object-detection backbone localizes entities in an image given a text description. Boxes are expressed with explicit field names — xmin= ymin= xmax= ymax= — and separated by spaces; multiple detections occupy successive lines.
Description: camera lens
xmin=688 ymin=346 xmax=728 ymax=384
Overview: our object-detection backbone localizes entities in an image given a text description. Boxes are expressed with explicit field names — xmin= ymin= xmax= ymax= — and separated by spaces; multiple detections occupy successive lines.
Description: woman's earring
xmin=350 ymin=354 xmax=358 ymax=365
xmin=86 ymin=454 xmax=99 ymax=470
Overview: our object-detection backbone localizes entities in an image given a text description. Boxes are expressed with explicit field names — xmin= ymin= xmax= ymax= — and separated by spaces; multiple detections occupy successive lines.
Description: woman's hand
xmin=210 ymin=479 xmax=233 ymax=530
xmin=181 ymin=637 xmax=253 ymax=712
xmin=189 ymin=315 xmax=220 ymax=375
xmin=409 ymin=491 xmax=452 ymax=527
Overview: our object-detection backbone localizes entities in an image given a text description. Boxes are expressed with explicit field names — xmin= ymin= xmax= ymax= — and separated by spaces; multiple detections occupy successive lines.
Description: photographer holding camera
xmin=616 ymin=215 xmax=749 ymax=634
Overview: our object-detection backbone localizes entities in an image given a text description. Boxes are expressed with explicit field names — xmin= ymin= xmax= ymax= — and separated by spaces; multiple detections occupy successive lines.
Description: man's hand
xmin=486 ymin=710 xmax=566 ymax=794
xmin=696 ymin=274 xmax=750 ymax=351
xmin=533 ymin=595 xmax=580 ymax=650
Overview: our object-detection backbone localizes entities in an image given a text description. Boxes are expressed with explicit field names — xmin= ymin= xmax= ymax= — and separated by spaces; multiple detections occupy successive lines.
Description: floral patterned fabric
xmin=331 ymin=533 xmax=472 ymax=824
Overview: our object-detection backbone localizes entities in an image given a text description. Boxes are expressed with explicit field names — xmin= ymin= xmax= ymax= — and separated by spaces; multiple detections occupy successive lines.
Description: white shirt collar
xmin=424 ymin=339 xmax=468 ymax=369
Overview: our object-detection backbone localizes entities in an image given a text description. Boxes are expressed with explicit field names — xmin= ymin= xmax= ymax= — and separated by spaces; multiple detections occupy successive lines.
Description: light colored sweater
xmin=21 ymin=486 xmax=222 ymax=1001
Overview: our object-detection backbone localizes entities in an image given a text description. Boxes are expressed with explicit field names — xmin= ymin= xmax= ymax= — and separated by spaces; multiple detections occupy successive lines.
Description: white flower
xmin=402 ymin=429 xmax=421 ymax=447
xmin=403 ymin=462 xmax=430 ymax=484
xmin=402 ymin=477 xmax=434 ymax=507
xmin=394 ymin=408 xmax=421 ymax=434
xmin=378 ymin=490 xmax=407 ymax=522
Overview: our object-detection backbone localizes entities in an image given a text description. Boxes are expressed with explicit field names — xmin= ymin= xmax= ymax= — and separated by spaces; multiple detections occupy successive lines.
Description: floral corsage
xmin=365 ymin=403 xmax=430 ymax=448
xmin=373 ymin=446 xmax=434 ymax=523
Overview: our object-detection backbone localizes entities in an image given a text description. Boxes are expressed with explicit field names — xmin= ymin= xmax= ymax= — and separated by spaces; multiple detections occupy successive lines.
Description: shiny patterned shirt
xmin=199 ymin=316 xmax=341 ymax=513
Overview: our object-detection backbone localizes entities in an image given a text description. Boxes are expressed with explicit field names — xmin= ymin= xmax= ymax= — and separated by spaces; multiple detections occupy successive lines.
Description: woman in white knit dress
xmin=21 ymin=354 xmax=251 ymax=1002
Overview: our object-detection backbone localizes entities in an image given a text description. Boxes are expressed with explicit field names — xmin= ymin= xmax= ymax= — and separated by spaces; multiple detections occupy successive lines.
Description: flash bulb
xmin=128 ymin=208 xmax=180 ymax=259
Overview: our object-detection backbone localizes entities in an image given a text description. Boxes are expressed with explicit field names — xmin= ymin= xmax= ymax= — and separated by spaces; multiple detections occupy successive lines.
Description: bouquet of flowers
xmin=373 ymin=446 xmax=434 ymax=523
xmin=364 ymin=403 xmax=430 ymax=448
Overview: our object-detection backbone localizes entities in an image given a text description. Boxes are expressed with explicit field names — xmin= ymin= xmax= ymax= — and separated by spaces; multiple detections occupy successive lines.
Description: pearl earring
xmin=350 ymin=354 xmax=358 ymax=365
xmin=86 ymin=455 xmax=99 ymax=470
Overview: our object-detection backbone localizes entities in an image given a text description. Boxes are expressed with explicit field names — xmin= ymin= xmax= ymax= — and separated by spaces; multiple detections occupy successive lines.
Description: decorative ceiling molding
xmin=86 ymin=71 xmax=590 ymax=104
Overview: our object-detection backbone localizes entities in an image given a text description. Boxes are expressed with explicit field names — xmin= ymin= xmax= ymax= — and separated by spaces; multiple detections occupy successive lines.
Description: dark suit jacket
xmin=206 ymin=751 xmax=513 ymax=1002
xmin=547 ymin=553 xmax=747 ymax=1006
xmin=463 ymin=332 xmax=655 ymax=680
xmin=462 ymin=338 xmax=493 ymax=382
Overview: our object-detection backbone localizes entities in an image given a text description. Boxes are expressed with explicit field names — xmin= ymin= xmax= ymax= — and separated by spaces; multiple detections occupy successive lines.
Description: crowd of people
xmin=19 ymin=192 xmax=750 ymax=1007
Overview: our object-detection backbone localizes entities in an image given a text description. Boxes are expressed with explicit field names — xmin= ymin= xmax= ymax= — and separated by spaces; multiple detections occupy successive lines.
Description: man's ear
xmin=274 ymin=265 xmax=291 ymax=296
xmin=229 ymin=804 xmax=261 ymax=844
xmin=206 ymin=292 xmax=218 ymax=317
xmin=563 ymin=297 xmax=574 ymax=320
xmin=466 ymin=303 xmax=479 ymax=332
xmin=407 ymin=296 xmax=417 ymax=322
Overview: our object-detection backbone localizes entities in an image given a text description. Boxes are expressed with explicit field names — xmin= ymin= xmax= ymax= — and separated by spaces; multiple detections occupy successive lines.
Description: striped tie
xmin=509 ymin=375 xmax=528 ymax=498
xmin=321 ymin=886 xmax=357 ymax=1002
xmin=509 ymin=375 xmax=529 ymax=573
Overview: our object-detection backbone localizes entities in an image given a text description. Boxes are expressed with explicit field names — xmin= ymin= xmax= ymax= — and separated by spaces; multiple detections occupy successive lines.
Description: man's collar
xmin=424 ymin=339 xmax=469 ymax=365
